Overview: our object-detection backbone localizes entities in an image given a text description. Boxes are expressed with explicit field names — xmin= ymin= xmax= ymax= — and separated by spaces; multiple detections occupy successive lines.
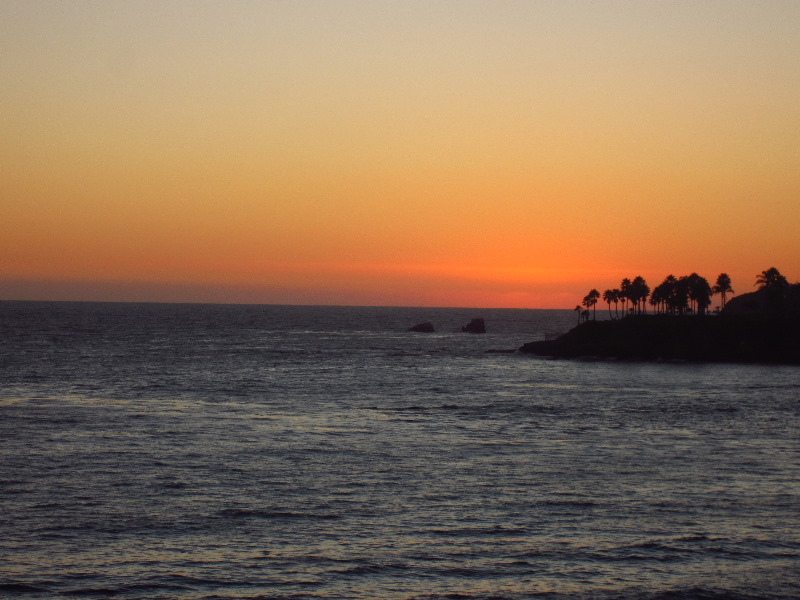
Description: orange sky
xmin=2 ymin=1 xmax=799 ymax=307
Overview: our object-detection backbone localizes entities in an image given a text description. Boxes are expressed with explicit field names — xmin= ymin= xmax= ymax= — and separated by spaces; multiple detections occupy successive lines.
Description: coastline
xmin=519 ymin=315 xmax=800 ymax=364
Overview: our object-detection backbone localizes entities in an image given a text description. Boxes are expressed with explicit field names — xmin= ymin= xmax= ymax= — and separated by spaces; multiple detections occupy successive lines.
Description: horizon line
xmin=0 ymin=297 xmax=574 ymax=311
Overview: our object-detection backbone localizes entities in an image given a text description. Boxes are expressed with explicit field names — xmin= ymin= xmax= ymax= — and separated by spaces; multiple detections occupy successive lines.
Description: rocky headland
xmin=520 ymin=284 xmax=800 ymax=364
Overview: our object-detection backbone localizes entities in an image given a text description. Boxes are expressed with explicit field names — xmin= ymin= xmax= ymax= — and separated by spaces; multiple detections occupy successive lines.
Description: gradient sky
xmin=2 ymin=1 xmax=799 ymax=307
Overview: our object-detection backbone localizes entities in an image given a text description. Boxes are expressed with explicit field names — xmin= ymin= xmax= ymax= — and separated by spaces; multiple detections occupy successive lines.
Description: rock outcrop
xmin=723 ymin=283 xmax=800 ymax=317
xmin=520 ymin=315 xmax=800 ymax=364
xmin=462 ymin=318 xmax=486 ymax=334
xmin=408 ymin=322 xmax=435 ymax=333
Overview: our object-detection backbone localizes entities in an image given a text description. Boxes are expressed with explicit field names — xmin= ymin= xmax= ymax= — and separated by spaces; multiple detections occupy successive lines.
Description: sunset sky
xmin=2 ymin=1 xmax=799 ymax=308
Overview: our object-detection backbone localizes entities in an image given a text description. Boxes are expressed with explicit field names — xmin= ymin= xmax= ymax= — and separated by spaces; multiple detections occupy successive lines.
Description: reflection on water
xmin=0 ymin=302 xmax=798 ymax=599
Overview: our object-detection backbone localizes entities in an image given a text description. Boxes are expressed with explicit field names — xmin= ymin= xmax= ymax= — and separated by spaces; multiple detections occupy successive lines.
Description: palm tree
xmin=583 ymin=289 xmax=601 ymax=320
xmin=620 ymin=278 xmax=632 ymax=317
xmin=687 ymin=273 xmax=713 ymax=316
xmin=660 ymin=275 xmax=678 ymax=314
xmin=649 ymin=281 xmax=671 ymax=314
xmin=649 ymin=287 xmax=662 ymax=314
xmin=712 ymin=273 xmax=734 ymax=309
xmin=672 ymin=276 xmax=690 ymax=316
xmin=574 ymin=305 xmax=582 ymax=325
xmin=631 ymin=276 xmax=650 ymax=315
xmin=756 ymin=267 xmax=791 ymax=314
xmin=602 ymin=289 xmax=617 ymax=319
xmin=755 ymin=267 xmax=788 ymax=290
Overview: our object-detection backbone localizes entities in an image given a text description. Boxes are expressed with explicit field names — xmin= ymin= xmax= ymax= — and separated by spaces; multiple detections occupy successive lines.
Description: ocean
xmin=1 ymin=301 xmax=798 ymax=600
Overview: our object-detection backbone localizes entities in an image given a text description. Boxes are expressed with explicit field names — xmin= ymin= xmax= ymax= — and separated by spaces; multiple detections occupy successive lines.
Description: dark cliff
xmin=520 ymin=315 xmax=800 ymax=364
xmin=723 ymin=283 xmax=800 ymax=317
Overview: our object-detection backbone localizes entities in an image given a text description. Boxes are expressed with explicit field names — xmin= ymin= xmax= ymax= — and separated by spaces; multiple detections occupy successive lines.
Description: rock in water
xmin=462 ymin=318 xmax=486 ymax=334
xmin=408 ymin=322 xmax=435 ymax=333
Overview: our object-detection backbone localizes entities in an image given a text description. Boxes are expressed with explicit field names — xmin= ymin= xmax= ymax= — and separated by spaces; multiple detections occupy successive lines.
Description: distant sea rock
xmin=462 ymin=318 xmax=486 ymax=334
xmin=519 ymin=315 xmax=800 ymax=364
xmin=408 ymin=322 xmax=435 ymax=333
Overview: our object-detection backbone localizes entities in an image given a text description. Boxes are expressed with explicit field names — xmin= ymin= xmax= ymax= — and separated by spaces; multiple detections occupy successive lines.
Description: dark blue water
xmin=1 ymin=302 xmax=798 ymax=599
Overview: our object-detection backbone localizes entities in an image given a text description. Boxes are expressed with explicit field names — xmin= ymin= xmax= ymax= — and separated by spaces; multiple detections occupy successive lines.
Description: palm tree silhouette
xmin=583 ymin=289 xmax=600 ymax=320
xmin=687 ymin=273 xmax=713 ymax=316
xmin=755 ymin=267 xmax=791 ymax=314
xmin=620 ymin=278 xmax=632 ymax=317
xmin=602 ymin=289 xmax=617 ymax=319
xmin=649 ymin=286 xmax=663 ymax=313
xmin=713 ymin=273 xmax=734 ymax=309
xmin=755 ymin=267 xmax=788 ymax=290
xmin=580 ymin=270 xmax=772 ymax=321
xmin=651 ymin=277 xmax=676 ymax=314
xmin=657 ymin=275 xmax=677 ymax=315
xmin=631 ymin=276 xmax=650 ymax=315
xmin=672 ymin=276 xmax=690 ymax=315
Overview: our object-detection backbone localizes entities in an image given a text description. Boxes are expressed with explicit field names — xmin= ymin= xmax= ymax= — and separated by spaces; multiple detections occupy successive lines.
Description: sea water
xmin=1 ymin=301 xmax=798 ymax=600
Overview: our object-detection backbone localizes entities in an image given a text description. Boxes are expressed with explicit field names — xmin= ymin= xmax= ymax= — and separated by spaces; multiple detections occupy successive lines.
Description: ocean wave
xmin=0 ymin=583 xmax=51 ymax=594
xmin=430 ymin=525 xmax=529 ymax=537
xmin=3 ymin=303 xmax=798 ymax=600
xmin=215 ymin=508 xmax=341 ymax=521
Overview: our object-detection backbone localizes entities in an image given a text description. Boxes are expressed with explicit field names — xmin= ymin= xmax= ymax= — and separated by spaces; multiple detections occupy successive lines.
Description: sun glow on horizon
xmin=2 ymin=1 xmax=799 ymax=308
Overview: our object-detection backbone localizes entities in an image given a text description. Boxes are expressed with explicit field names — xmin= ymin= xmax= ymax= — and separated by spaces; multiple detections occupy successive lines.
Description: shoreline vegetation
xmin=520 ymin=268 xmax=800 ymax=364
